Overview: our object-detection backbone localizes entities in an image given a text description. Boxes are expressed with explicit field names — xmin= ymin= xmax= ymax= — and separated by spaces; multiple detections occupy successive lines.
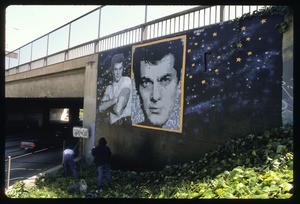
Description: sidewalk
xmin=22 ymin=164 xmax=64 ymax=187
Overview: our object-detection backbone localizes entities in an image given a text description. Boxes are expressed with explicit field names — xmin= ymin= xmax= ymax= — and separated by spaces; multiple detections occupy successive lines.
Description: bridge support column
xmin=42 ymin=107 xmax=50 ymax=130
xmin=82 ymin=59 xmax=98 ymax=164
xmin=68 ymin=108 xmax=80 ymax=126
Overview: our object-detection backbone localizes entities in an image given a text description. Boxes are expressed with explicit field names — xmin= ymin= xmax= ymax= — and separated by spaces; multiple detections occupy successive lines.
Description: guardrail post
xmin=141 ymin=25 xmax=148 ymax=42
xmin=6 ymin=156 xmax=11 ymax=189
xmin=65 ymin=51 xmax=69 ymax=61
xmin=220 ymin=5 xmax=225 ymax=22
xmin=94 ymin=41 xmax=99 ymax=53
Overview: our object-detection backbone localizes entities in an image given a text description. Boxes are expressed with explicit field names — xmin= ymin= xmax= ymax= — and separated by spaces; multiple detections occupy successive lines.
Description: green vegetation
xmin=5 ymin=124 xmax=293 ymax=199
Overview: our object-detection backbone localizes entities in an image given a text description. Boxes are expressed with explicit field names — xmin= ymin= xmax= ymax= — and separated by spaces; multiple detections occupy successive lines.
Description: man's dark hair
xmin=111 ymin=53 xmax=125 ymax=69
xmin=132 ymin=38 xmax=184 ymax=94
xmin=99 ymin=137 xmax=107 ymax=146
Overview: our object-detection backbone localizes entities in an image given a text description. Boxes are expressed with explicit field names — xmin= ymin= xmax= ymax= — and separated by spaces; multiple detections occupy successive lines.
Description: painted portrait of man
xmin=131 ymin=35 xmax=186 ymax=133
xmin=98 ymin=53 xmax=132 ymax=125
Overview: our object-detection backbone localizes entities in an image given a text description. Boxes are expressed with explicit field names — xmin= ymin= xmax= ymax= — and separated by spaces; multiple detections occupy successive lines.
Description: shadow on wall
xmin=111 ymin=131 xmax=163 ymax=172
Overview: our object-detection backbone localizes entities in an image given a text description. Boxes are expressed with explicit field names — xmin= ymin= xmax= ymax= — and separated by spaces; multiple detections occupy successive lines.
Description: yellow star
xmin=215 ymin=69 xmax=219 ymax=73
xmin=261 ymin=19 xmax=267 ymax=24
xmin=212 ymin=32 xmax=217 ymax=37
xmin=236 ymin=57 xmax=242 ymax=62
xmin=241 ymin=26 xmax=246 ymax=31
xmin=201 ymin=80 xmax=206 ymax=85
xmin=237 ymin=42 xmax=243 ymax=48
xmin=247 ymin=51 xmax=252 ymax=56
xmin=192 ymin=63 xmax=195 ymax=67
xmin=217 ymin=55 xmax=221 ymax=60
xmin=194 ymin=42 xmax=198 ymax=46
xmin=187 ymin=49 xmax=192 ymax=53
xmin=246 ymin=37 xmax=251 ymax=41
xmin=207 ymin=47 xmax=211 ymax=50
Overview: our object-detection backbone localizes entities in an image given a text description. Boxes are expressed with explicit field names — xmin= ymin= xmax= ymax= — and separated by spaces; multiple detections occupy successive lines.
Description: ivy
xmin=5 ymin=124 xmax=293 ymax=199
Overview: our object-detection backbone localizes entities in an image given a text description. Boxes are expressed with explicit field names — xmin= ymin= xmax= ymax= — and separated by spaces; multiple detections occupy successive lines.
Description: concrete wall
xmin=282 ymin=15 xmax=293 ymax=125
xmin=5 ymin=55 xmax=97 ymax=98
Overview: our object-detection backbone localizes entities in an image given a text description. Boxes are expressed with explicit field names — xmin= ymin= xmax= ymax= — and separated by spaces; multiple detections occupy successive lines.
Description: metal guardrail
xmin=5 ymin=5 xmax=269 ymax=76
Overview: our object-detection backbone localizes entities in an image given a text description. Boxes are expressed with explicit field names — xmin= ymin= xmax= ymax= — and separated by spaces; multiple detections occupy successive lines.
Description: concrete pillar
xmin=69 ymin=108 xmax=79 ymax=126
xmin=42 ymin=107 xmax=50 ymax=130
xmin=82 ymin=58 xmax=98 ymax=164
xmin=282 ymin=14 xmax=293 ymax=126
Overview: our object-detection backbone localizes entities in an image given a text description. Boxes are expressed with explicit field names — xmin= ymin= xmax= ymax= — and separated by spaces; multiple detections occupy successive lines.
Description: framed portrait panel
xmin=131 ymin=35 xmax=186 ymax=133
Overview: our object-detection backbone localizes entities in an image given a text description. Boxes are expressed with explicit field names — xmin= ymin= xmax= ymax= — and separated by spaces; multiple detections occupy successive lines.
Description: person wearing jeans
xmin=92 ymin=137 xmax=112 ymax=190
xmin=98 ymin=163 xmax=112 ymax=189
xmin=62 ymin=147 xmax=78 ymax=179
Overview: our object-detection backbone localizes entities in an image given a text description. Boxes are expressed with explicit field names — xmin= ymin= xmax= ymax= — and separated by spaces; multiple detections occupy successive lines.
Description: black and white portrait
xmin=98 ymin=53 xmax=132 ymax=125
xmin=131 ymin=35 xmax=186 ymax=133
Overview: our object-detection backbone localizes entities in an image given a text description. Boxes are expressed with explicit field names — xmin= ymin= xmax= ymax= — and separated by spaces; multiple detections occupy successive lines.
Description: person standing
xmin=92 ymin=137 xmax=112 ymax=190
xmin=62 ymin=146 xmax=78 ymax=179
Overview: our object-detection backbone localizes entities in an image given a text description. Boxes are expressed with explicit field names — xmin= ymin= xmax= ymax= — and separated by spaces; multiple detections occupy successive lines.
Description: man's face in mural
xmin=139 ymin=53 xmax=179 ymax=126
xmin=113 ymin=62 xmax=123 ymax=83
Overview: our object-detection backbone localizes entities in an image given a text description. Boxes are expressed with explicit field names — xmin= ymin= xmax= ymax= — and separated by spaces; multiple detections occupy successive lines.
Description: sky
xmin=5 ymin=5 xmax=100 ymax=51
xmin=5 ymin=5 xmax=197 ymax=52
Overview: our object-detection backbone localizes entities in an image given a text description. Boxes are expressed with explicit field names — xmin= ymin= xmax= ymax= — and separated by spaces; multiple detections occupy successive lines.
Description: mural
xmin=95 ymin=14 xmax=291 ymax=169
xmin=131 ymin=36 xmax=186 ymax=133
xmin=97 ymin=47 xmax=132 ymax=125
xmin=182 ymin=15 xmax=284 ymax=140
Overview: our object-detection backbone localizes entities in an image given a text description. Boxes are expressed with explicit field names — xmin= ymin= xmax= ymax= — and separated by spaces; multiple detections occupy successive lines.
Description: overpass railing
xmin=5 ymin=5 xmax=269 ymax=76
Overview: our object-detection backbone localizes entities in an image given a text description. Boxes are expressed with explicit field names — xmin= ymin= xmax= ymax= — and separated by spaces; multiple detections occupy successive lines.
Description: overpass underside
xmin=4 ymin=54 xmax=97 ymax=135
xmin=5 ymin=97 xmax=84 ymax=135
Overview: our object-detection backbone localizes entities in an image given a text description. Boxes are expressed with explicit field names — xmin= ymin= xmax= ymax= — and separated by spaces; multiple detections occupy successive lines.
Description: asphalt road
xmin=4 ymin=134 xmax=65 ymax=188
xmin=5 ymin=148 xmax=64 ymax=187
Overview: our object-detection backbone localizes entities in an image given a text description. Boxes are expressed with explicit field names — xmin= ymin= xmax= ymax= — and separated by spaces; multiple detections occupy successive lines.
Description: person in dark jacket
xmin=92 ymin=137 xmax=112 ymax=190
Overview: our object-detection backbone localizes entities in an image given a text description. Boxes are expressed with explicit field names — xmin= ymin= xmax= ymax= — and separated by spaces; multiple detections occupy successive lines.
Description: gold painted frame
xmin=131 ymin=35 xmax=186 ymax=133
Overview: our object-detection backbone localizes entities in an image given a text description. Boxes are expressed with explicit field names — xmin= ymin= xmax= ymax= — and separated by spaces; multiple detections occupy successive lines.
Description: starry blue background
xmin=183 ymin=15 xmax=283 ymax=141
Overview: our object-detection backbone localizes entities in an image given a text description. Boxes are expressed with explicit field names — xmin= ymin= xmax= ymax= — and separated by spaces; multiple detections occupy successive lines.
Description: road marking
xmin=5 ymin=148 xmax=49 ymax=161
xmin=4 ymin=168 xmax=27 ymax=171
